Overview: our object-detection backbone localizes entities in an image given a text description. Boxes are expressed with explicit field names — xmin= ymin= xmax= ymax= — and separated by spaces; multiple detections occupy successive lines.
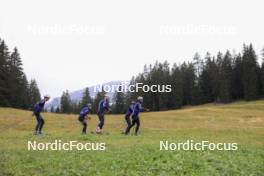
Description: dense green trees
xmin=80 ymin=87 xmax=92 ymax=107
xmin=125 ymin=44 xmax=264 ymax=111
xmin=0 ymin=38 xmax=41 ymax=109
xmin=3 ymin=37 xmax=263 ymax=114
xmin=0 ymin=40 xmax=10 ymax=107
xmin=112 ymin=86 xmax=126 ymax=114
xmin=242 ymin=44 xmax=259 ymax=100
xmin=60 ymin=90 xmax=72 ymax=114
xmin=28 ymin=79 xmax=41 ymax=108
xmin=64 ymin=43 xmax=264 ymax=114
xmin=59 ymin=87 xmax=94 ymax=114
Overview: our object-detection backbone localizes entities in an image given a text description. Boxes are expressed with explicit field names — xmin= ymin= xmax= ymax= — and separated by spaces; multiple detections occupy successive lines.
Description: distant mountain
xmin=45 ymin=81 xmax=129 ymax=110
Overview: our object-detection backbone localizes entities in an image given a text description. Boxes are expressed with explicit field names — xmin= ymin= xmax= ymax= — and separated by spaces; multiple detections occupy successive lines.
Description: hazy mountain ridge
xmin=46 ymin=81 xmax=129 ymax=109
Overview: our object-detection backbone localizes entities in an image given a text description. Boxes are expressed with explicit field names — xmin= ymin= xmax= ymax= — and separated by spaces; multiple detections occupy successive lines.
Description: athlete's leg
xmin=125 ymin=116 xmax=136 ymax=134
xmin=82 ymin=120 xmax=87 ymax=134
xmin=135 ymin=117 xmax=140 ymax=135
xmin=34 ymin=113 xmax=41 ymax=134
xmin=39 ymin=114 xmax=45 ymax=133
xmin=98 ymin=114 xmax=105 ymax=129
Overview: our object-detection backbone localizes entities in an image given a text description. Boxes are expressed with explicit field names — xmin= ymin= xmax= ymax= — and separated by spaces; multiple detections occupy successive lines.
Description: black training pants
xmin=97 ymin=113 xmax=105 ymax=129
xmin=124 ymin=115 xmax=131 ymax=133
xmin=125 ymin=114 xmax=131 ymax=127
xmin=35 ymin=113 xmax=45 ymax=132
xmin=78 ymin=116 xmax=87 ymax=133
xmin=125 ymin=115 xmax=140 ymax=135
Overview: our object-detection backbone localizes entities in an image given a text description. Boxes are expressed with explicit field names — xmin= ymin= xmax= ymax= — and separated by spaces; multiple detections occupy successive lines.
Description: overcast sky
xmin=1 ymin=0 xmax=264 ymax=98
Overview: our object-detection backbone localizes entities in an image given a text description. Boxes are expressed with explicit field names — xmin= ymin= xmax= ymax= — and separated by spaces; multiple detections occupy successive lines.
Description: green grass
xmin=0 ymin=100 xmax=264 ymax=175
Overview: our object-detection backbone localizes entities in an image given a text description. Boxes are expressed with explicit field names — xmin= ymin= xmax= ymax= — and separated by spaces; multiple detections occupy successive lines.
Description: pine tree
xmin=192 ymin=53 xmax=204 ymax=105
xmin=28 ymin=79 xmax=41 ymax=109
xmin=0 ymin=38 xmax=39 ymax=109
xmin=193 ymin=52 xmax=203 ymax=77
xmin=159 ymin=61 xmax=170 ymax=110
xmin=218 ymin=51 xmax=233 ymax=102
xmin=181 ymin=62 xmax=196 ymax=105
xmin=127 ymin=43 xmax=263 ymax=109
xmin=113 ymin=85 xmax=125 ymax=114
xmin=0 ymin=40 xmax=10 ymax=106
xmin=60 ymin=90 xmax=72 ymax=113
xmin=20 ymin=74 xmax=30 ymax=109
xmin=71 ymin=101 xmax=80 ymax=114
xmin=7 ymin=47 xmax=26 ymax=108
xmin=261 ymin=48 xmax=264 ymax=96
xmin=242 ymin=44 xmax=259 ymax=100
xmin=80 ymin=87 xmax=92 ymax=108
xmin=169 ymin=63 xmax=183 ymax=108
xmin=232 ymin=54 xmax=244 ymax=99
xmin=199 ymin=52 xmax=215 ymax=103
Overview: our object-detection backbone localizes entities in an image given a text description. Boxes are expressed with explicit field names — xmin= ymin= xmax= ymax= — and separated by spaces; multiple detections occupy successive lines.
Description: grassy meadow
xmin=0 ymin=100 xmax=264 ymax=175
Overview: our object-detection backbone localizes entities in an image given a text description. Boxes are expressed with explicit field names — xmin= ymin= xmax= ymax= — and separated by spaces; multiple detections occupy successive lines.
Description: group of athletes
xmin=33 ymin=95 xmax=147 ymax=136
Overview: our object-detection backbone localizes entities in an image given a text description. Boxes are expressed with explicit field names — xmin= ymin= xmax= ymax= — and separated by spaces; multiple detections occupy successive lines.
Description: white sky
xmin=1 ymin=0 xmax=264 ymax=98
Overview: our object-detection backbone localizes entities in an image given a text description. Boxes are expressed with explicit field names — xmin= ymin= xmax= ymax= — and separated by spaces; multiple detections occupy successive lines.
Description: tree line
xmin=56 ymin=43 xmax=264 ymax=114
xmin=1 ymin=38 xmax=263 ymax=114
xmin=53 ymin=87 xmax=107 ymax=114
xmin=126 ymin=44 xmax=264 ymax=112
xmin=0 ymin=38 xmax=41 ymax=109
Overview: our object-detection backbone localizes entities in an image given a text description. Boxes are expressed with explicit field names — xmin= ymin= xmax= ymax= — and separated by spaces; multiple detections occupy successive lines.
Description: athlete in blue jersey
xmin=125 ymin=96 xmax=149 ymax=135
xmin=95 ymin=95 xmax=109 ymax=134
xmin=78 ymin=104 xmax=92 ymax=134
xmin=33 ymin=95 xmax=50 ymax=135
xmin=123 ymin=101 xmax=135 ymax=133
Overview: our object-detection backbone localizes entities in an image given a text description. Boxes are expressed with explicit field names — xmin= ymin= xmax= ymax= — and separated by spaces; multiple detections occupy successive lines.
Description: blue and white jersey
xmin=132 ymin=100 xmax=142 ymax=117
xmin=80 ymin=106 xmax=90 ymax=117
xmin=97 ymin=99 xmax=109 ymax=115
xmin=125 ymin=104 xmax=134 ymax=116
xmin=33 ymin=99 xmax=45 ymax=114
